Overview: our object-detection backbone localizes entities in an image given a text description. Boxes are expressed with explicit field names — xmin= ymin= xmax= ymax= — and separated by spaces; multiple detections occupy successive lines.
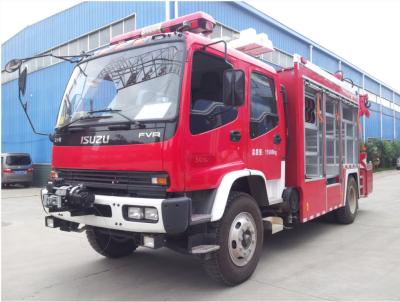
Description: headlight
xmin=144 ymin=207 xmax=159 ymax=221
xmin=43 ymin=194 xmax=62 ymax=209
xmin=127 ymin=207 xmax=144 ymax=220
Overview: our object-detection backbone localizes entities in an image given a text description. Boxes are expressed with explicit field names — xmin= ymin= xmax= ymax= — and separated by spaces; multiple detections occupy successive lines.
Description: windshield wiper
xmin=58 ymin=114 xmax=112 ymax=131
xmin=88 ymin=108 xmax=145 ymax=129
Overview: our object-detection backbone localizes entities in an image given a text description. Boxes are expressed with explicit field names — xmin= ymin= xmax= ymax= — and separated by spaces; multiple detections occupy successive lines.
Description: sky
xmin=1 ymin=0 xmax=399 ymax=91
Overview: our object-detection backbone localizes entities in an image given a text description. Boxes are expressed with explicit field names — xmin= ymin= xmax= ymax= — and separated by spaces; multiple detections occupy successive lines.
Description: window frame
xmin=189 ymin=49 xmax=238 ymax=135
xmin=249 ymin=71 xmax=279 ymax=139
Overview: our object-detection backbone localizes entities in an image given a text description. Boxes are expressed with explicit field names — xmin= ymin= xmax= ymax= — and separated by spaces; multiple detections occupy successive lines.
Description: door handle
xmin=230 ymin=130 xmax=241 ymax=142
xmin=273 ymin=134 xmax=282 ymax=144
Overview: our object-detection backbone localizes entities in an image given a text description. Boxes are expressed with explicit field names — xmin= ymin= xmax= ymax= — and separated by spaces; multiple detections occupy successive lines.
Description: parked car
xmin=1 ymin=153 xmax=33 ymax=188
xmin=397 ymin=157 xmax=400 ymax=170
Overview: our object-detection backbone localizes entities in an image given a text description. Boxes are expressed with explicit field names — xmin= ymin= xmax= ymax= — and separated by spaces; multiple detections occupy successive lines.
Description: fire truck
xmin=5 ymin=12 xmax=373 ymax=285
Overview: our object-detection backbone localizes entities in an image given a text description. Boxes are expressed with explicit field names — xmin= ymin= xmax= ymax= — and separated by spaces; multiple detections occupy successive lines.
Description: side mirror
xmin=222 ymin=69 xmax=245 ymax=107
xmin=5 ymin=59 xmax=23 ymax=73
xmin=19 ymin=67 xmax=28 ymax=96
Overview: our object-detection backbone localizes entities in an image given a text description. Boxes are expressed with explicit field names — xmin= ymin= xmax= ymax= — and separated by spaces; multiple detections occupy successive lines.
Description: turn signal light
xmin=151 ymin=177 xmax=168 ymax=186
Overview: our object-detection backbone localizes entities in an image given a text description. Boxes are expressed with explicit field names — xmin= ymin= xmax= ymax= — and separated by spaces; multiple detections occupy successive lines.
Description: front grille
xmin=57 ymin=169 xmax=168 ymax=198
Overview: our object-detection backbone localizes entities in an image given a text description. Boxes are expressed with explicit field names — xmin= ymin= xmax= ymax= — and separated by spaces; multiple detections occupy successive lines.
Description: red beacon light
xmin=111 ymin=12 xmax=216 ymax=45
xmin=334 ymin=71 xmax=344 ymax=81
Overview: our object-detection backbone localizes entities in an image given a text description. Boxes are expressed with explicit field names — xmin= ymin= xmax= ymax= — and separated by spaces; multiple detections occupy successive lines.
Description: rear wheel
xmin=86 ymin=226 xmax=138 ymax=258
xmin=202 ymin=191 xmax=263 ymax=285
xmin=335 ymin=177 xmax=358 ymax=224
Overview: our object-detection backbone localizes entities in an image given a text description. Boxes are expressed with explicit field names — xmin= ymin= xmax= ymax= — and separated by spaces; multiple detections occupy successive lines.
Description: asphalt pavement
xmin=2 ymin=170 xmax=400 ymax=301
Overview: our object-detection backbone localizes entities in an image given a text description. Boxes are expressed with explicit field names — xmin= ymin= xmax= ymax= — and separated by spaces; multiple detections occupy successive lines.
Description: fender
xmin=210 ymin=170 xmax=251 ymax=222
xmin=210 ymin=164 xmax=286 ymax=222
xmin=250 ymin=161 xmax=286 ymax=205
xmin=343 ymin=167 xmax=359 ymax=206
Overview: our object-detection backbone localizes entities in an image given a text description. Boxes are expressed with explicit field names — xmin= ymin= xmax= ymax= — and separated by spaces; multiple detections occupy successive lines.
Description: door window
xmin=250 ymin=73 xmax=278 ymax=138
xmin=190 ymin=51 xmax=237 ymax=135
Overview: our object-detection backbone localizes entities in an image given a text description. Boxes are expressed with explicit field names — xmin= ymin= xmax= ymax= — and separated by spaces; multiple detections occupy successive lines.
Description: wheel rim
xmin=228 ymin=212 xmax=257 ymax=267
xmin=348 ymin=186 xmax=357 ymax=214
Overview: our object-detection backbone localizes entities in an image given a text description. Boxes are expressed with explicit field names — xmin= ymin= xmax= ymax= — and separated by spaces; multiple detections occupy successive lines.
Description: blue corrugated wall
xmin=395 ymin=93 xmax=400 ymax=105
xmin=381 ymin=85 xmax=393 ymax=101
xmin=396 ymin=112 xmax=400 ymax=138
xmin=1 ymin=1 xmax=166 ymax=69
xmin=366 ymin=103 xmax=381 ymax=139
xmin=382 ymin=107 xmax=394 ymax=140
xmin=364 ymin=76 xmax=380 ymax=95
xmin=312 ymin=48 xmax=338 ymax=73
xmin=341 ymin=63 xmax=362 ymax=87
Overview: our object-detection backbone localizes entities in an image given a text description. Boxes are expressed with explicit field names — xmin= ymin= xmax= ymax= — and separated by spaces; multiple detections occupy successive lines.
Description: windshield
xmin=56 ymin=42 xmax=185 ymax=128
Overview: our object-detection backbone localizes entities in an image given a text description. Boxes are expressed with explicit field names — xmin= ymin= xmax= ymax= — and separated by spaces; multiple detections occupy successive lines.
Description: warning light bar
xmin=111 ymin=11 xmax=216 ymax=45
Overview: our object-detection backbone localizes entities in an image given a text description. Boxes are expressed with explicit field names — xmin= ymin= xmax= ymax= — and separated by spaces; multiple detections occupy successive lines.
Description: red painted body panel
xmin=326 ymin=184 xmax=342 ymax=210
xmin=301 ymin=179 xmax=326 ymax=219
xmin=52 ymin=143 xmax=164 ymax=171
xmin=279 ymin=61 xmax=369 ymax=223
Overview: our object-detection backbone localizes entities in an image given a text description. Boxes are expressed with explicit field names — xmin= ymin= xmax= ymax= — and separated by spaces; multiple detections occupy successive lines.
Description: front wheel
xmin=335 ymin=176 xmax=358 ymax=224
xmin=86 ymin=226 xmax=138 ymax=258
xmin=202 ymin=192 xmax=263 ymax=285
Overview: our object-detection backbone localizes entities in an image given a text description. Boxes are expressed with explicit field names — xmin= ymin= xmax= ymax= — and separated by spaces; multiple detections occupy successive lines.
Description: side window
xmin=342 ymin=103 xmax=358 ymax=164
xmin=190 ymin=51 xmax=237 ymax=135
xmin=250 ymin=73 xmax=278 ymax=138
xmin=304 ymin=85 xmax=324 ymax=178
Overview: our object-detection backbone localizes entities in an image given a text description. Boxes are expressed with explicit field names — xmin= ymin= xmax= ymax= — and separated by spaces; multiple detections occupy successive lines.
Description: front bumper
xmin=41 ymin=189 xmax=190 ymax=234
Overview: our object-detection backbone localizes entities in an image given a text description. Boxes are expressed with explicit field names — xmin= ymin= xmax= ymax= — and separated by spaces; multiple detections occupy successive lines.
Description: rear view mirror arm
xmin=4 ymin=53 xmax=92 ymax=141
xmin=202 ymin=40 xmax=232 ymax=67
xmin=16 ymin=77 xmax=49 ymax=138
xmin=15 ymin=67 xmax=52 ymax=138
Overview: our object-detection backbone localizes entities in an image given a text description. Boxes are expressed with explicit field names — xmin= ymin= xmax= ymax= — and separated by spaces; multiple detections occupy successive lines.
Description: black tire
xmin=202 ymin=191 xmax=263 ymax=285
xmin=86 ymin=226 xmax=138 ymax=258
xmin=335 ymin=177 xmax=358 ymax=224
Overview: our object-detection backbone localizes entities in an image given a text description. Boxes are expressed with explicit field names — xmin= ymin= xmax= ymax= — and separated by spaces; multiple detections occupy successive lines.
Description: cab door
xmin=183 ymin=48 xmax=247 ymax=191
xmin=246 ymin=69 xmax=286 ymax=203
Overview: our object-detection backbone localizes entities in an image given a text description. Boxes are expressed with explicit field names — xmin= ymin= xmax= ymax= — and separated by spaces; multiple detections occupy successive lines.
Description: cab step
xmin=190 ymin=214 xmax=212 ymax=225
xmin=263 ymin=216 xmax=284 ymax=234
xmin=190 ymin=244 xmax=220 ymax=254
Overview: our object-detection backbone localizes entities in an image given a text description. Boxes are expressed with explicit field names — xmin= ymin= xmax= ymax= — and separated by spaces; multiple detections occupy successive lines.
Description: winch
xmin=42 ymin=180 xmax=95 ymax=216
